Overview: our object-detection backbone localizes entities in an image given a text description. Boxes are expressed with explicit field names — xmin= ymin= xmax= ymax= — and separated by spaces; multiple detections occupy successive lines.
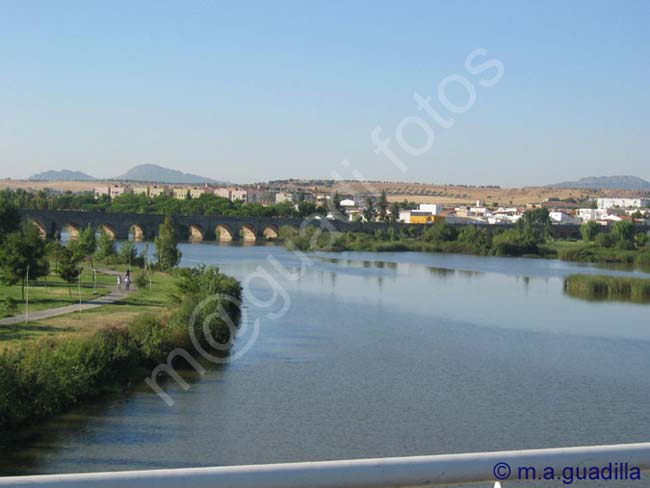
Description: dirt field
xmin=2 ymin=178 xmax=645 ymax=206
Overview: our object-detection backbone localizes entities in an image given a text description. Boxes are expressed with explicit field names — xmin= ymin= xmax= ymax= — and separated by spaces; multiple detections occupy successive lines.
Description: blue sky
xmin=1 ymin=0 xmax=648 ymax=186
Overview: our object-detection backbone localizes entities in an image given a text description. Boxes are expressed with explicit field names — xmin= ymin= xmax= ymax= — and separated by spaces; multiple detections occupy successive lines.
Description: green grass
xmin=0 ymin=270 xmax=176 ymax=349
xmin=0 ymin=265 xmax=241 ymax=431
xmin=0 ymin=266 xmax=113 ymax=319
xmin=564 ymin=274 xmax=650 ymax=303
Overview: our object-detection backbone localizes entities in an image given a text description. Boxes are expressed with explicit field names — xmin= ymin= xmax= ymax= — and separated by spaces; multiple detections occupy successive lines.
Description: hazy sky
xmin=1 ymin=0 xmax=648 ymax=186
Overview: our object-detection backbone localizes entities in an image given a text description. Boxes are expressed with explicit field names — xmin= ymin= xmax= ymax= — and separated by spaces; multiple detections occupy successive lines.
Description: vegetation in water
xmin=563 ymin=274 xmax=650 ymax=303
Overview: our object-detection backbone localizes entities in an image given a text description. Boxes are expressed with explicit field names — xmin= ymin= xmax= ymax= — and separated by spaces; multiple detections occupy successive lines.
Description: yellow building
xmin=149 ymin=186 xmax=169 ymax=198
xmin=189 ymin=187 xmax=206 ymax=199
xmin=408 ymin=212 xmax=446 ymax=224
xmin=173 ymin=187 xmax=189 ymax=200
xmin=133 ymin=186 xmax=149 ymax=197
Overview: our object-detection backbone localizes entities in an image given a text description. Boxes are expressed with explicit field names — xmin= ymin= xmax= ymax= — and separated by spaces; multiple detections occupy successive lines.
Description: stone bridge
xmin=20 ymin=209 xmax=592 ymax=242
xmin=19 ymin=209 xmax=412 ymax=242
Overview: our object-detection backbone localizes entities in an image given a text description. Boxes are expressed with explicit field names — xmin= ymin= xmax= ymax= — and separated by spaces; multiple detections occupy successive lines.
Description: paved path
xmin=0 ymin=269 xmax=135 ymax=326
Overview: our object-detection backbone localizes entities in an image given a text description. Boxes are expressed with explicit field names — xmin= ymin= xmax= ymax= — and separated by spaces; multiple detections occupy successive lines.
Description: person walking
xmin=117 ymin=275 xmax=122 ymax=290
xmin=125 ymin=275 xmax=130 ymax=291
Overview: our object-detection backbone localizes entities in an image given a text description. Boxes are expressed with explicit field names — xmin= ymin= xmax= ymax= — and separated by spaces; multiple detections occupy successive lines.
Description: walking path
xmin=0 ymin=269 xmax=134 ymax=326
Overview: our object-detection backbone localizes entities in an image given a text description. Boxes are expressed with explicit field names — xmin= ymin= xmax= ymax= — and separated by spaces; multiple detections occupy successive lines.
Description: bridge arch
xmin=129 ymin=224 xmax=146 ymax=242
xmin=98 ymin=224 xmax=117 ymax=240
xmin=263 ymin=224 xmax=279 ymax=240
xmin=29 ymin=219 xmax=48 ymax=239
xmin=240 ymin=224 xmax=257 ymax=242
xmin=217 ymin=224 xmax=234 ymax=242
xmin=189 ymin=224 xmax=205 ymax=242
xmin=61 ymin=223 xmax=81 ymax=241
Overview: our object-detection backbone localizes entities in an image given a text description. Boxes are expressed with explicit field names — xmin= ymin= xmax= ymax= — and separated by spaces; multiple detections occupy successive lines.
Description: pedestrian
xmin=117 ymin=275 xmax=122 ymax=289
xmin=125 ymin=275 xmax=130 ymax=291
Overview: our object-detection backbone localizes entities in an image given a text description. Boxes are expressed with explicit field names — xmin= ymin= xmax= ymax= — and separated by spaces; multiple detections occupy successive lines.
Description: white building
xmin=596 ymin=198 xmax=650 ymax=209
xmin=418 ymin=203 xmax=441 ymax=215
xmin=275 ymin=191 xmax=295 ymax=204
xmin=577 ymin=208 xmax=610 ymax=222
xmin=549 ymin=211 xmax=581 ymax=225
xmin=231 ymin=189 xmax=248 ymax=202
xmin=213 ymin=187 xmax=232 ymax=200
xmin=94 ymin=185 xmax=110 ymax=199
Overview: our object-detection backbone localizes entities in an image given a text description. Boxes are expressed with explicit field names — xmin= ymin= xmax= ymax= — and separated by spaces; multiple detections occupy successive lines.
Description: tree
xmin=377 ymin=191 xmax=388 ymax=222
xmin=75 ymin=225 xmax=97 ymax=264
xmin=0 ymin=225 xmax=50 ymax=300
xmin=611 ymin=220 xmax=635 ymax=245
xmin=58 ymin=246 xmax=83 ymax=296
xmin=520 ymin=208 xmax=552 ymax=241
xmin=580 ymin=221 xmax=600 ymax=242
xmin=154 ymin=215 xmax=182 ymax=270
xmin=118 ymin=240 xmax=138 ymax=267
xmin=0 ymin=197 xmax=21 ymax=240
xmin=330 ymin=192 xmax=346 ymax=219
xmin=134 ymin=272 xmax=148 ymax=295
xmin=363 ymin=197 xmax=376 ymax=222
xmin=46 ymin=241 xmax=66 ymax=274
xmin=95 ymin=229 xmax=117 ymax=265
xmin=389 ymin=202 xmax=400 ymax=223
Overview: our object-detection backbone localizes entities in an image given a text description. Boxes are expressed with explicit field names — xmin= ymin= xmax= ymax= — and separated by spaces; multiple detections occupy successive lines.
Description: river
xmin=2 ymin=243 xmax=650 ymax=484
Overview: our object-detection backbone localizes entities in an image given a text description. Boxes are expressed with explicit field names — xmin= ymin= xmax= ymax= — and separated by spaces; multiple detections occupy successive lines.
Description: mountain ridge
xmin=28 ymin=169 xmax=96 ymax=181
xmin=114 ymin=164 xmax=221 ymax=184
xmin=546 ymin=175 xmax=650 ymax=191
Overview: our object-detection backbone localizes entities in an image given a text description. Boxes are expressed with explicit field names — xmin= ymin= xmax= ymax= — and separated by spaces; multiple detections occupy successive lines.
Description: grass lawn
xmin=0 ymin=266 xmax=114 ymax=319
xmin=0 ymin=270 xmax=176 ymax=350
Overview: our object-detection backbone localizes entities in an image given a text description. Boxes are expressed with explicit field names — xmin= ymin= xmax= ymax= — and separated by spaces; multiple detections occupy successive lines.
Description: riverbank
xmin=0 ymin=265 xmax=242 ymax=432
xmin=279 ymin=225 xmax=650 ymax=270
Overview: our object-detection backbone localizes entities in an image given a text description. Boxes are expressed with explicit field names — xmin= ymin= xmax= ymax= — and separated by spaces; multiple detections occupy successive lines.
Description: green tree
xmin=134 ymin=272 xmax=148 ymax=294
xmin=154 ymin=215 xmax=182 ymax=270
xmin=389 ymin=202 xmax=400 ymax=223
xmin=363 ymin=197 xmax=376 ymax=222
xmin=95 ymin=229 xmax=117 ymax=265
xmin=0 ymin=197 xmax=21 ymax=240
xmin=46 ymin=241 xmax=66 ymax=274
xmin=377 ymin=191 xmax=388 ymax=222
xmin=611 ymin=220 xmax=635 ymax=245
xmin=580 ymin=221 xmax=601 ymax=242
xmin=58 ymin=246 xmax=83 ymax=296
xmin=118 ymin=240 xmax=138 ymax=267
xmin=520 ymin=208 xmax=552 ymax=241
xmin=75 ymin=225 xmax=97 ymax=263
xmin=331 ymin=192 xmax=345 ymax=218
xmin=0 ymin=225 xmax=50 ymax=299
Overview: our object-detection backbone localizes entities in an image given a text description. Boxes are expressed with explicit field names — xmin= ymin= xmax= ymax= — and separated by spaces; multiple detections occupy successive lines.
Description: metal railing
xmin=1 ymin=442 xmax=649 ymax=488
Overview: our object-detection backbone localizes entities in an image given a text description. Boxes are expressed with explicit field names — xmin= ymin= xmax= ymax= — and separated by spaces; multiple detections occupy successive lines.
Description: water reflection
xmin=3 ymin=244 xmax=650 ymax=481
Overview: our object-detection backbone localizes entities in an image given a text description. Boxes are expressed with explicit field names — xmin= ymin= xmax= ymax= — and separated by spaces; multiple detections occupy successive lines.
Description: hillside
xmin=547 ymin=175 xmax=650 ymax=191
xmin=28 ymin=170 xmax=96 ymax=181
xmin=115 ymin=164 xmax=220 ymax=184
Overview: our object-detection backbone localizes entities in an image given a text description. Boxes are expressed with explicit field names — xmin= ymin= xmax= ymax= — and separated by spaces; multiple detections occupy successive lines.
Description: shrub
xmin=594 ymin=232 xmax=616 ymax=248
xmin=492 ymin=230 xmax=538 ymax=256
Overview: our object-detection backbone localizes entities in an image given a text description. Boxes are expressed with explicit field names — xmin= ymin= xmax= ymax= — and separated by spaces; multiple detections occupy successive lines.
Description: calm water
xmin=2 ymin=243 xmax=650 ymax=485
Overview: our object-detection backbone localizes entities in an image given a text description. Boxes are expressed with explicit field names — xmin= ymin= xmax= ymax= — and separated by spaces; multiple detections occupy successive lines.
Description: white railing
xmin=1 ymin=442 xmax=649 ymax=488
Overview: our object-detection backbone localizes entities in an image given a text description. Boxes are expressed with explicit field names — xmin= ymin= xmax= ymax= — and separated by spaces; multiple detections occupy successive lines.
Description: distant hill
xmin=115 ymin=164 xmax=221 ymax=184
xmin=547 ymin=175 xmax=650 ymax=191
xmin=29 ymin=170 xmax=96 ymax=181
